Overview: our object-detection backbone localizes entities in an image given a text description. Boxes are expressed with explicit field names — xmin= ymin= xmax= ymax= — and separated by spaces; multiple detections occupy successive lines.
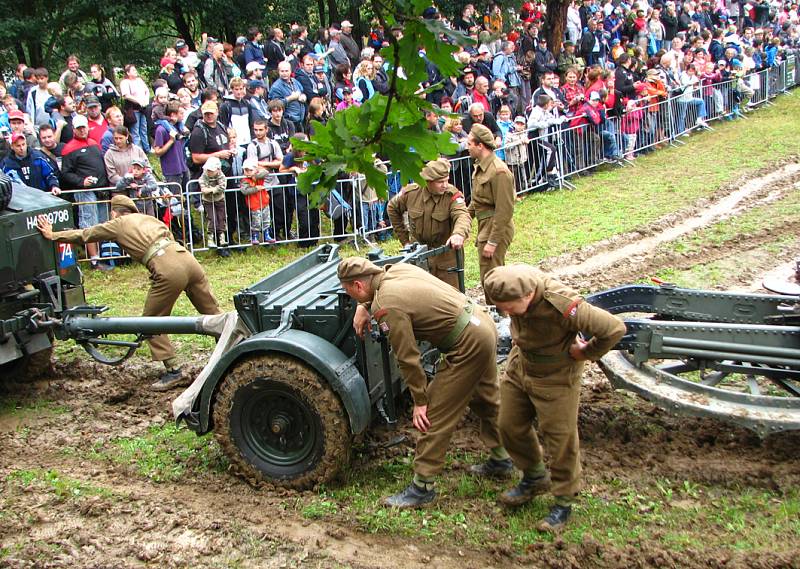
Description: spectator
xmin=51 ymin=96 xmax=76 ymax=144
xmin=314 ymin=28 xmax=333 ymax=73
xmin=2 ymin=133 xmax=61 ymax=194
xmin=188 ymin=101 xmax=232 ymax=192
xmin=85 ymin=64 xmax=119 ymax=111
xmin=614 ymin=54 xmax=638 ymax=100
xmin=85 ymin=96 xmax=108 ymax=145
xmin=8 ymin=64 xmax=27 ymax=102
xmin=114 ymin=156 xmax=159 ymax=215
xmin=265 ymin=27 xmax=287 ymax=80
xmin=248 ymin=79 xmax=270 ymax=121
xmin=532 ymin=37 xmax=558 ymax=86
xmin=175 ymin=39 xmax=201 ymax=77
xmin=580 ymin=19 xmax=607 ymax=66
xmin=104 ymin=126 xmax=148 ymax=186
xmin=244 ymin=26 xmax=266 ymax=67
xmin=452 ymin=67 xmax=477 ymax=112
xmin=461 ymin=103 xmax=501 ymax=147
xmin=182 ymin=71 xmax=202 ymax=108
xmin=199 ymin=156 xmax=228 ymax=252
xmin=100 ymin=106 xmax=124 ymax=154
xmin=60 ymin=114 xmax=110 ymax=269
xmin=328 ymin=27 xmax=351 ymax=70
xmin=58 ymin=55 xmax=87 ymax=89
xmin=219 ymin=77 xmax=255 ymax=146
xmin=562 ymin=66 xmax=586 ymax=114
xmin=336 ymin=87 xmax=360 ymax=111
xmin=557 ymin=40 xmax=583 ymax=77
xmin=505 ymin=115 xmax=531 ymax=190
xmin=490 ymin=80 xmax=521 ymax=117
xmin=269 ymin=61 xmax=307 ymax=132
xmin=278 ymin=133 xmax=319 ymax=246
xmin=153 ymin=101 xmax=190 ymax=196
xmin=37 ymin=124 xmax=64 ymax=173
xmin=340 ymin=21 xmax=361 ymax=69
xmin=493 ymin=41 xmax=524 ymax=97
xmin=119 ymin=64 xmax=151 ymax=152
xmin=204 ymin=43 xmax=231 ymax=95
xmin=240 ymin=157 xmax=275 ymax=244
xmin=160 ymin=58 xmax=183 ymax=93
xmin=25 ymin=68 xmax=50 ymax=123
xmin=332 ymin=63 xmax=362 ymax=104
xmin=353 ymin=60 xmax=377 ymax=101
xmin=472 ymin=75 xmax=492 ymax=112
xmin=265 ymin=98 xmax=295 ymax=155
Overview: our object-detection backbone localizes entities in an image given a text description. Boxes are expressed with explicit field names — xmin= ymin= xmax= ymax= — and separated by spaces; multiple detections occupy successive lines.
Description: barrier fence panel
xmin=185 ymin=175 xmax=360 ymax=253
xmin=60 ymin=182 xmax=184 ymax=264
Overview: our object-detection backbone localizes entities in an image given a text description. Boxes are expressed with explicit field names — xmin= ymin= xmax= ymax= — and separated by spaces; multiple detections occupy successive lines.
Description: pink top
xmin=120 ymin=77 xmax=150 ymax=108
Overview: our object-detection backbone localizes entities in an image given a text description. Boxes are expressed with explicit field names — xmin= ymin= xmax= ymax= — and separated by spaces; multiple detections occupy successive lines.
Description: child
xmin=240 ymin=157 xmax=275 ymax=244
xmin=115 ymin=157 xmax=160 ymax=216
xmin=495 ymin=104 xmax=513 ymax=162
xmin=504 ymin=116 xmax=531 ymax=191
xmin=335 ymin=87 xmax=361 ymax=112
xmin=152 ymin=87 xmax=189 ymax=137
xmin=620 ymin=98 xmax=643 ymax=160
xmin=199 ymin=156 xmax=229 ymax=254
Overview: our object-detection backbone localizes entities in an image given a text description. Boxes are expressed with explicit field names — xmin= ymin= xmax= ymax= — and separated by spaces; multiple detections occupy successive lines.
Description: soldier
xmin=466 ymin=123 xmax=516 ymax=306
xmin=484 ymin=265 xmax=626 ymax=532
xmin=36 ymin=195 xmax=222 ymax=391
xmin=338 ymin=256 xmax=511 ymax=508
xmin=386 ymin=157 xmax=470 ymax=290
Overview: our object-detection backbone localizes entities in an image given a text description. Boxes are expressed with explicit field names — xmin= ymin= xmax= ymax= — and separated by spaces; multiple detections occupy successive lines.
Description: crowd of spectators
xmin=1 ymin=0 xmax=798 ymax=264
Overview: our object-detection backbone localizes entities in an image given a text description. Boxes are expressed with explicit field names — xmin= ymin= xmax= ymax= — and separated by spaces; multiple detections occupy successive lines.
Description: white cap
xmin=203 ymin=156 xmax=222 ymax=171
xmin=242 ymin=157 xmax=259 ymax=170
xmin=72 ymin=114 xmax=88 ymax=128
xmin=341 ymin=20 xmax=353 ymax=28
xmin=245 ymin=61 xmax=265 ymax=72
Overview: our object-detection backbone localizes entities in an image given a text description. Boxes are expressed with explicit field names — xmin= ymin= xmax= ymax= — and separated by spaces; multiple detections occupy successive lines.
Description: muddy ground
xmin=2 ymin=160 xmax=800 ymax=568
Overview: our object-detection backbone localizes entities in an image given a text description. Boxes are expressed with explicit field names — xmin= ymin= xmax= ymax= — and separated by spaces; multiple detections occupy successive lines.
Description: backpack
xmin=324 ymin=188 xmax=352 ymax=221
xmin=247 ymin=139 xmax=281 ymax=186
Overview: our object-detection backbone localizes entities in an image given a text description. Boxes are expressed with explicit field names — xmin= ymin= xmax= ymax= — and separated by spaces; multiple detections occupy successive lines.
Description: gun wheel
xmin=213 ymin=353 xmax=351 ymax=490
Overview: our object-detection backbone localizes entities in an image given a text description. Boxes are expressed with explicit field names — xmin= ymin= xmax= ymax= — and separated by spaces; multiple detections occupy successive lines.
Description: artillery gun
xmin=3 ymin=178 xmax=799 ymax=489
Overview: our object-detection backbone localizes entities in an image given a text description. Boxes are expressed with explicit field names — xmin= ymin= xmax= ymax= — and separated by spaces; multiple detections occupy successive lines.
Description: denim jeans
xmin=676 ymin=98 xmax=708 ymax=132
xmin=131 ymin=110 xmax=151 ymax=152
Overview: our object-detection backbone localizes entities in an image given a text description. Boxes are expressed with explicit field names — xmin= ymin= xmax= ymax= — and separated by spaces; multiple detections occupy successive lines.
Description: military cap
xmin=420 ymin=158 xmax=451 ymax=181
xmin=337 ymin=257 xmax=383 ymax=282
xmin=484 ymin=265 xmax=536 ymax=302
xmin=470 ymin=123 xmax=495 ymax=150
xmin=110 ymin=194 xmax=139 ymax=214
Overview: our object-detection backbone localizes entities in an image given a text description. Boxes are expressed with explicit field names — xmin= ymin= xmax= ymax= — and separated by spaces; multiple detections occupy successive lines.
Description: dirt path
xmin=3 ymin=160 xmax=800 ymax=568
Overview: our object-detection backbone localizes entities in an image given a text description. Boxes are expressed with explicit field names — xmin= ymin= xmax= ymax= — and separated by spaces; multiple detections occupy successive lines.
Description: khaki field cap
xmin=470 ymin=123 xmax=495 ymax=149
xmin=110 ymin=194 xmax=139 ymax=214
xmin=484 ymin=265 xmax=536 ymax=302
xmin=337 ymin=257 xmax=383 ymax=282
xmin=420 ymin=157 xmax=451 ymax=181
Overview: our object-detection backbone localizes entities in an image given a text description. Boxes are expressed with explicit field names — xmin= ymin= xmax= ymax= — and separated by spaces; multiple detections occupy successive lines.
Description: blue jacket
xmin=244 ymin=41 xmax=265 ymax=66
xmin=2 ymin=149 xmax=60 ymax=191
xmin=268 ymin=78 xmax=306 ymax=124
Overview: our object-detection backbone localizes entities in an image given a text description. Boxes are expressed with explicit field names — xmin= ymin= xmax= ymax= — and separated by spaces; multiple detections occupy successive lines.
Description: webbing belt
xmin=142 ymin=238 xmax=174 ymax=265
xmin=438 ymin=300 xmax=475 ymax=352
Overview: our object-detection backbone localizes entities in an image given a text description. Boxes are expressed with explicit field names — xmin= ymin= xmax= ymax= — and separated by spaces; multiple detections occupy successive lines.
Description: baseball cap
xmin=589 ymin=91 xmax=601 ymax=101
xmin=130 ymin=157 xmax=148 ymax=167
xmin=248 ymin=79 xmax=266 ymax=90
xmin=478 ymin=45 xmax=491 ymax=55
xmin=175 ymin=39 xmax=187 ymax=49
xmin=72 ymin=114 xmax=89 ymax=128
xmin=341 ymin=20 xmax=353 ymax=27
xmin=731 ymin=58 xmax=742 ymax=67
xmin=313 ymin=65 xmax=325 ymax=73
xmin=342 ymin=87 xmax=352 ymax=95
xmin=203 ymin=156 xmax=222 ymax=171
xmin=236 ymin=36 xmax=247 ymax=45
xmin=84 ymin=95 xmax=101 ymax=107
xmin=242 ymin=157 xmax=259 ymax=170
xmin=7 ymin=110 xmax=24 ymax=121
xmin=10 ymin=133 xmax=25 ymax=144
xmin=246 ymin=61 xmax=266 ymax=73
xmin=201 ymin=101 xmax=218 ymax=113
xmin=462 ymin=66 xmax=476 ymax=76
xmin=513 ymin=115 xmax=526 ymax=124
xmin=207 ymin=36 xmax=219 ymax=44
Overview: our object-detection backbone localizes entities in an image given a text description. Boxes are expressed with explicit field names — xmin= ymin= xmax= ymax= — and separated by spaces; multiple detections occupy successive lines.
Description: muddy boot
xmin=470 ymin=457 xmax=514 ymax=479
xmin=206 ymin=233 xmax=217 ymax=248
xmin=384 ymin=481 xmax=436 ymax=509
xmin=536 ymin=504 xmax=572 ymax=532
xmin=499 ymin=472 xmax=552 ymax=506
xmin=151 ymin=366 xmax=185 ymax=391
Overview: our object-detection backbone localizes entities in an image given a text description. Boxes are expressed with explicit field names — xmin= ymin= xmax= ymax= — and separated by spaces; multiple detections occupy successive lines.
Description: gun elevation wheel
xmin=213 ymin=354 xmax=351 ymax=490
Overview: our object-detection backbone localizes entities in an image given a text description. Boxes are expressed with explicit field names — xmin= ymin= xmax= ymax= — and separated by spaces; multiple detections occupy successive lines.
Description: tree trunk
xmin=317 ymin=0 xmax=327 ymax=28
xmin=171 ymin=0 xmax=196 ymax=50
xmin=545 ymin=0 xmax=568 ymax=56
xmin=327 ymin=0 xmax=339 ymax=27
xmin=94 ymin=11 xmax=115 ymax=82
xmin=14 ymin=44 xmax=26 ymax=65
xmin=26 ymin=40 xmax=43 ymax=68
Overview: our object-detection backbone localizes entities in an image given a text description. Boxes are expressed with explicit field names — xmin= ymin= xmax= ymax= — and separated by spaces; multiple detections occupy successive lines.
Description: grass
xmin=5 ymin=468 xmax=115 ymax=501
xmin=87 ymin=423 xmax=228 ymax=483
xmin=0 ymin=398 xmax=69 ymax=417
xmin=296 ymin=454 xmax=800 ymax=553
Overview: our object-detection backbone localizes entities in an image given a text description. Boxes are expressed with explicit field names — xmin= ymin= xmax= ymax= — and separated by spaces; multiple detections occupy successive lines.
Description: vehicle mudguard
xmin=195 ymin=329 xmax=371 ymax=436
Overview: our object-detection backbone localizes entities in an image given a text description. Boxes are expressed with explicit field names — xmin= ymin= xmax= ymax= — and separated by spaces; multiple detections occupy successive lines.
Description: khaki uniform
xmin=467 ymin=153 xmax=515 ymax=304
xmin=52 ymin=214 xmax=222 ymax=361
xmin=368 ymin=263 xmax=502 ymax=478
xmin=493 ymin=266 xmax=625 ymax=498
xmin=386 ymin=183 xmax=471 ymax=289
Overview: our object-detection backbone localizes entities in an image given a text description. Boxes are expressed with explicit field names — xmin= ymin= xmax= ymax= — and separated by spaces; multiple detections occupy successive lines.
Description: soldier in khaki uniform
xmin=484 ymin=264 xmax=626 ymax=532
xmin=338 ymin=256 xmax=511 ymax=508
xmin=37 ymin=195 xmax=222 ymax=391
xmin=466 ymin=123 xmax=516 ymax=305
xmin=386 ymin=158 xmax=471 ymax=290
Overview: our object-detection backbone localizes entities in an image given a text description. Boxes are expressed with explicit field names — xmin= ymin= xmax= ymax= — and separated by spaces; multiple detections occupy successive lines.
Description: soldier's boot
xmin=470 ymin=457 xmax=514 ymax=479
xmin=384 ymin=479 xmax=436 ymax=509
xmin=499 ymin=472 xmax=552 ymax=506
xmin=150 ymin=366 xmax=185 ymax=392
xmin=536 ymin=504 xmax=572 ymax=533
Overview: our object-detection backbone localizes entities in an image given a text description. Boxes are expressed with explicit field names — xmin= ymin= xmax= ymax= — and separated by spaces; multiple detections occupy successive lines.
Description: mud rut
xmin=2 ymin=160 xmax=800 ymax=569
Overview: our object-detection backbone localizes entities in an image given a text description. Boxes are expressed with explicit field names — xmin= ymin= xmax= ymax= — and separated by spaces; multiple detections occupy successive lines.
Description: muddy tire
xmin=212 ymin=354 xmax=351 ymax=490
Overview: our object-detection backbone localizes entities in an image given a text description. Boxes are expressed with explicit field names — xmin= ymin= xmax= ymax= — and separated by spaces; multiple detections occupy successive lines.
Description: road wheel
xmin=213 ymin=354 xmax=351 ymax=490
